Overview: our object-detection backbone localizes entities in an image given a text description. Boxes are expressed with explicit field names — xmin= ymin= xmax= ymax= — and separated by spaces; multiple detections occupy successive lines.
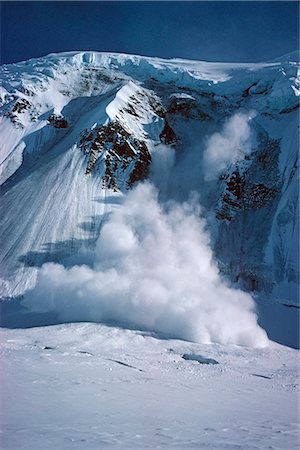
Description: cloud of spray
xmin=203 ymin=112 xmax=255 ymax=180
xmin=23 ymin=182 xmax=268 ymax=347
xmin=150 ymin=143 xmax=175 ymax=193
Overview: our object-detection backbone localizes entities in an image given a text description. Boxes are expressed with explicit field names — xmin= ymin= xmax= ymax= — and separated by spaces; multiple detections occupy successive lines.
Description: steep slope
xmin=0 ymin=51 xmax=299 ymax=327
xmin=0 ymin=57 xmax=169 ymax=297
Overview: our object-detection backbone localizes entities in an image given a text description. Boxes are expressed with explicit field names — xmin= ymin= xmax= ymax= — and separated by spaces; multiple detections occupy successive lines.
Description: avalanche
xmin=0 ymin=50 xmax=299 ymax=449
xmin=0 ymin=51 xmax=299 ymax=338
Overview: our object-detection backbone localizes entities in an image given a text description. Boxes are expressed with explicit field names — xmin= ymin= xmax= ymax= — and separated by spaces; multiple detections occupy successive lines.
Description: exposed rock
xmin=123 ymin=103 xmax=140 ymax=118
xmin=147 ymin=94 xmax=165 ymax=118
xmin=128 ymin=142 xmax=151 ymax=187
xmin=217 ymin=137 xmax=282 ymax=221
xmin=168 ymin=93 xmax=210 ymax=120
xmin=242 ymin=82 xmax=258 ymax=98
xmin=4 ymin=97 xmax=33 ymax=127
xmin=121 ymin=92 xmax=165 ymax=120
xmin=79 ymin=121 xmax=151 ymax=190
xmin=48 ymin=114 xmax=68 ymax=129
xmin=11 ymin=98 xmax=31 ymax=114
xmin=215 ymin=134 xmax=287 ymax=301
xmin=159 ymin=120 xmax=177 ymax=145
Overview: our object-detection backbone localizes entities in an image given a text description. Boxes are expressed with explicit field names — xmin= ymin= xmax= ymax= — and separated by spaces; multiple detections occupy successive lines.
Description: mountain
xmin=0 ymin=51 xmax=299 ymax=343
xmin=1 ymin=51 xmax=299 ymax=450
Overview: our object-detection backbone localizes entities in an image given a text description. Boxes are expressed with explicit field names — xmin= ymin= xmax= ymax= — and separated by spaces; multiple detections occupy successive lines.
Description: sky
xmin=1 ymin=1 xmax=299 ymax=65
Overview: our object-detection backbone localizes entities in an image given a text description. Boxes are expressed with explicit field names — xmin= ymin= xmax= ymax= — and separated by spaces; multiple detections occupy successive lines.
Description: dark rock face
xmin=168 ymin=95 xmax=210 ymax=120
xmin=147 ymin=95 xmax=166 ymax=118
xmin=48 ymin=114 xmax=68 ymax=129
xmin=214 ymin=134 xmax=285 ymax=295
xmin=79 ymin=121 xmax=151 ymax=190
xmin=11 ymin=98 xmax=31 ymax=114
xmin=4 ymin=97 xmax=33 ymax=126
xmin=0 ymin=51 xmax=298 ymax=311
xmin=159 ymin=120 xmax=177 ymax=145
xmin=117 ymin=91 xmax=166 ymax=122
xmin=217 ymin=137 xmax=282 ymax=222
xmin=77 ymin=85 xmax=176 ymax=191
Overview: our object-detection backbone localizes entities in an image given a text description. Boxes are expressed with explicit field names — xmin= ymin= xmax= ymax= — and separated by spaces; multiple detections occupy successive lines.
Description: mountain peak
xmin=0 ymin=49 xmax=299 ymax=346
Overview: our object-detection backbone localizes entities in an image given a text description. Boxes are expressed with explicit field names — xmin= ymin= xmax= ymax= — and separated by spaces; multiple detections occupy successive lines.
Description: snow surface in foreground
xmin=0 ymin=323 xmax=299 ymax=449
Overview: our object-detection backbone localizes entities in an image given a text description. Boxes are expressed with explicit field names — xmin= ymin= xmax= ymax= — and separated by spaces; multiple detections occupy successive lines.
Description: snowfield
xmin=0 ymin=51 xmax=299 ymax=449
xmin=1 ymin=323 xmax=299 ymax=450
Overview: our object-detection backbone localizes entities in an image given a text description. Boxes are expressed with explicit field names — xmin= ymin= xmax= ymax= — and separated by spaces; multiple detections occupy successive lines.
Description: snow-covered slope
xmin=1 ymin=323 xmax=299 ymax=450
xmin=0 ymin=51 xmax=299 ymax=450
xmin=0 ymin=51 xmax=299 ymax=344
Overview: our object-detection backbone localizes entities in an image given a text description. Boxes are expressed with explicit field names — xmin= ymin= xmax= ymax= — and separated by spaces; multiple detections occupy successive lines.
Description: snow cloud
xmin=203 ymin=112 xmax=255 ymax=180
xmin=23 ymin=182 xmax=268 ymax=347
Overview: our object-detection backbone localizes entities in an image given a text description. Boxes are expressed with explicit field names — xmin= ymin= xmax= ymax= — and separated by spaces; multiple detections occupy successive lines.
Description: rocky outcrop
xmin=4 ymin=97 xmax=34 ymax=126
xmin=79 ymin=121 xmax=151 ymax=190
xmin=214 ymin=134 xmax=291 ymax=300
xmin=48 ymin=114 xmax=68 ymax=129
xmin=159 ymin=120 xmax=177 ymax=145
xmin=217 ymin=137 xmax=282 ymax=222
xmin=0 ymin=50 xmax=298 ymax=306
xmin=168 ymin=93 xmax=210 ymax=120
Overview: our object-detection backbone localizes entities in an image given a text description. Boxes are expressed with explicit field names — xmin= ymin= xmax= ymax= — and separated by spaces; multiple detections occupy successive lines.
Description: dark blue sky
xmin=1 ymin=1 xmax=299 ymax=65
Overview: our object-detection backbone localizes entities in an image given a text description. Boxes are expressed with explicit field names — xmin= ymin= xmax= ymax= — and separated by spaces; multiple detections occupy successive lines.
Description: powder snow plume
xmin=22 ymin=182 xmax=268 ymax=347
xmin=203 ymin=112 xmax=256 ymax=180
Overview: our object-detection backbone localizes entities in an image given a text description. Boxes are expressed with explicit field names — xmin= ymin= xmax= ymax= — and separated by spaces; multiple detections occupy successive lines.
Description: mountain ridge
xmin=0 ymin=51 xmax=299 ymax=343
xmin=5 ymin=49 xmax=299 ymax=66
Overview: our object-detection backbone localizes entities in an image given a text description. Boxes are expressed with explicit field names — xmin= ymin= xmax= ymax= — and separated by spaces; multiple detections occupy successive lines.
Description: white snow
xmin=105 ymin=81 xmax=164 ymax=141
xmin=21 ymin=182 xmax=268 ymax=348
xmin=0 ymin=50 xmax=299 ymax=449
xmin=0 ymin=323 xmax=298 ymax=449
xmin=203 ymin=111 xmax=254 ymax=180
